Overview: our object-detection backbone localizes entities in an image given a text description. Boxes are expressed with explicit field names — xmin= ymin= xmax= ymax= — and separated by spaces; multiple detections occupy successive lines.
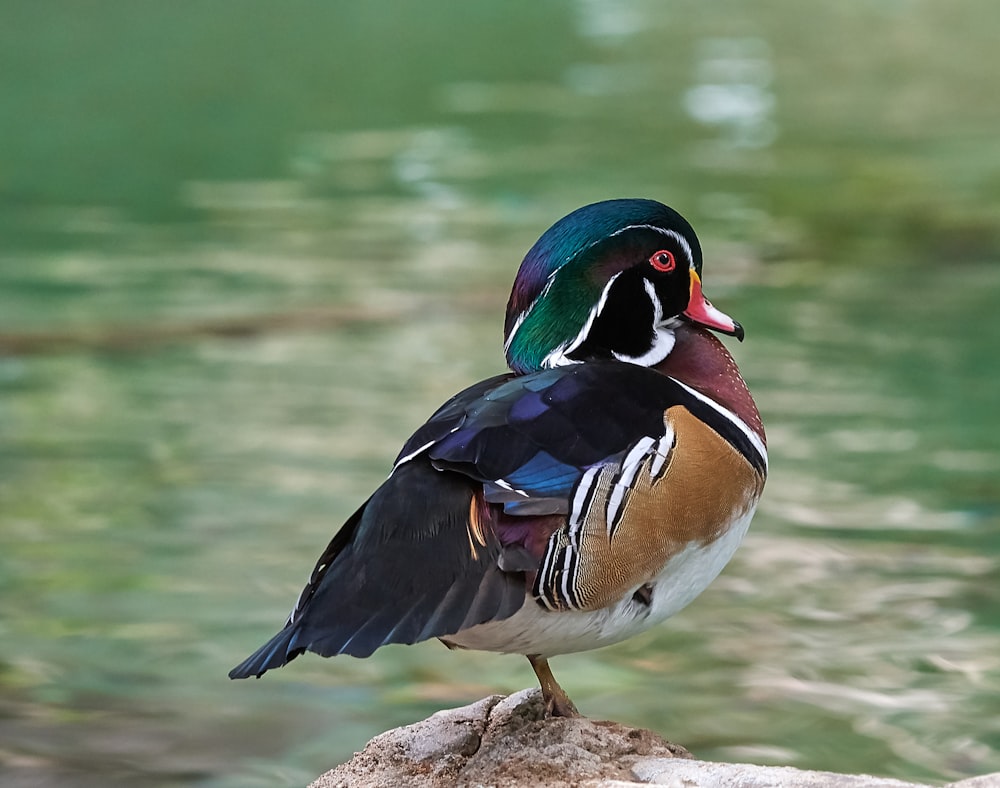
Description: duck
xmin=229 ymin=198 xmax=767 ymax=717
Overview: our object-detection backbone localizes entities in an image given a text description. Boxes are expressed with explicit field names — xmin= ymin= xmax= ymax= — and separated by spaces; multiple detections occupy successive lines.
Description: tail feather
xmin=229 ymin=625 xmax=303 ymax=679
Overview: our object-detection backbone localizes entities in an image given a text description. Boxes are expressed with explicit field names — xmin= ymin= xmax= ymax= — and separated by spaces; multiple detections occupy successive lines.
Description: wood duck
xmin=230 ymin=198 xmax=767 ymax=717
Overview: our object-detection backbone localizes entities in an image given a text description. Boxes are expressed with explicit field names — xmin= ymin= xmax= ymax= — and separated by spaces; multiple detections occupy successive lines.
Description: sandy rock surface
xmin=311 ymin=688 xmax=689 ymax=788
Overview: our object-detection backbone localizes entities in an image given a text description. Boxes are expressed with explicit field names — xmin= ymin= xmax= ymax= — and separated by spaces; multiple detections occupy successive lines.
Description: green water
xmin=2 ymin=2 xmax=999 ymax=786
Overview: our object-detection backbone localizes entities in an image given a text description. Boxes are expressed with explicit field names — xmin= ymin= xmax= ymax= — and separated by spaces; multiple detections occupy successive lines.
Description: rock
xmin=310 ymin=688 xmax=691 ymax=788
xmin=948 ymin=778 xmax=1000 ymax=788
xmin=632 ymin=761 xmax=1000 ymax=788
xmin=633 ymin=759 xmax=931 ymax=787
xmin=310 ymin=689 xmax=1000 ymax=788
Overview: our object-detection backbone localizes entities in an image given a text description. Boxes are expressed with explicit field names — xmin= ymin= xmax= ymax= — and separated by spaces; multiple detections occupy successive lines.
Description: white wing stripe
xmin=670 ymin=378 xmax=768 ymax=472
xmin=605 ymin=436 xmax=657 ymax=535
xmin=649 ymin=425 xmax=675 ymax=479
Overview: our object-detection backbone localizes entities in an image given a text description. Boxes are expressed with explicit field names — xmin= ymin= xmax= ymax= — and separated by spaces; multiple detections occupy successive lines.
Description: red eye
xmin=649 ymin=250 xmax=676 ymax=272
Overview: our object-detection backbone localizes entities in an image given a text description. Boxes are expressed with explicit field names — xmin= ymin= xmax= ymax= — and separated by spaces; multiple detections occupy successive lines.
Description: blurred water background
xmin=2 ymin=2 xmax=999 ymax=786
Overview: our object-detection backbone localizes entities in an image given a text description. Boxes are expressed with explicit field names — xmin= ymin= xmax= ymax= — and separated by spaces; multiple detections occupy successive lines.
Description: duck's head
xmin=504 ymin=198 xmax=742 ymax=374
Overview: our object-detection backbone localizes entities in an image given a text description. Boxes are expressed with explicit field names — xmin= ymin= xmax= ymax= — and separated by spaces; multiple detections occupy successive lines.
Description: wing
xmin=230 ymin=361 xmax=766 ymax=678
xmin=408 ymin=360 xmax=766 ymax=509
xmin=229 ymin=459 xmax=526 ymax=677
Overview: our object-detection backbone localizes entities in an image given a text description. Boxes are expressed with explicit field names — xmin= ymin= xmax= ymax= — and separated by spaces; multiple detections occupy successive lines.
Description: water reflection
xmin=574 ymin=0 xmax=646 ymax=42
xmin=685 ymin=38 xmax=777 ymax=150
xmin=2 ymin=2 xmax=1000 ymax=786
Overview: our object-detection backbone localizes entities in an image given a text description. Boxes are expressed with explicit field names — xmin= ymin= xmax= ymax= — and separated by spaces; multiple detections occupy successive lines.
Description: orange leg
xmin=527 ymin=654 xmax=580 ymax=718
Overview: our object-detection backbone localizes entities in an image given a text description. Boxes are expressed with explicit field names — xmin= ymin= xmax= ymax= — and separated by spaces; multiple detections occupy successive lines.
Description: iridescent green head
xmin=503 ymin=199 xmax=742 ymax=374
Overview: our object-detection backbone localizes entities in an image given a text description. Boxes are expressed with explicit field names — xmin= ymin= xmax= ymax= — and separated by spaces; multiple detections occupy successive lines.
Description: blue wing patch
xmin=480 ymin=449 xmax=584 ymax=515
xmin=392 ymin=360 xmax=765 ymax=519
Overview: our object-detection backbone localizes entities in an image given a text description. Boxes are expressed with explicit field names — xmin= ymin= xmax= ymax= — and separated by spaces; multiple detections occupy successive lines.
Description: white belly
xmin=447 ymin=505 xmax=756 ymax=657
